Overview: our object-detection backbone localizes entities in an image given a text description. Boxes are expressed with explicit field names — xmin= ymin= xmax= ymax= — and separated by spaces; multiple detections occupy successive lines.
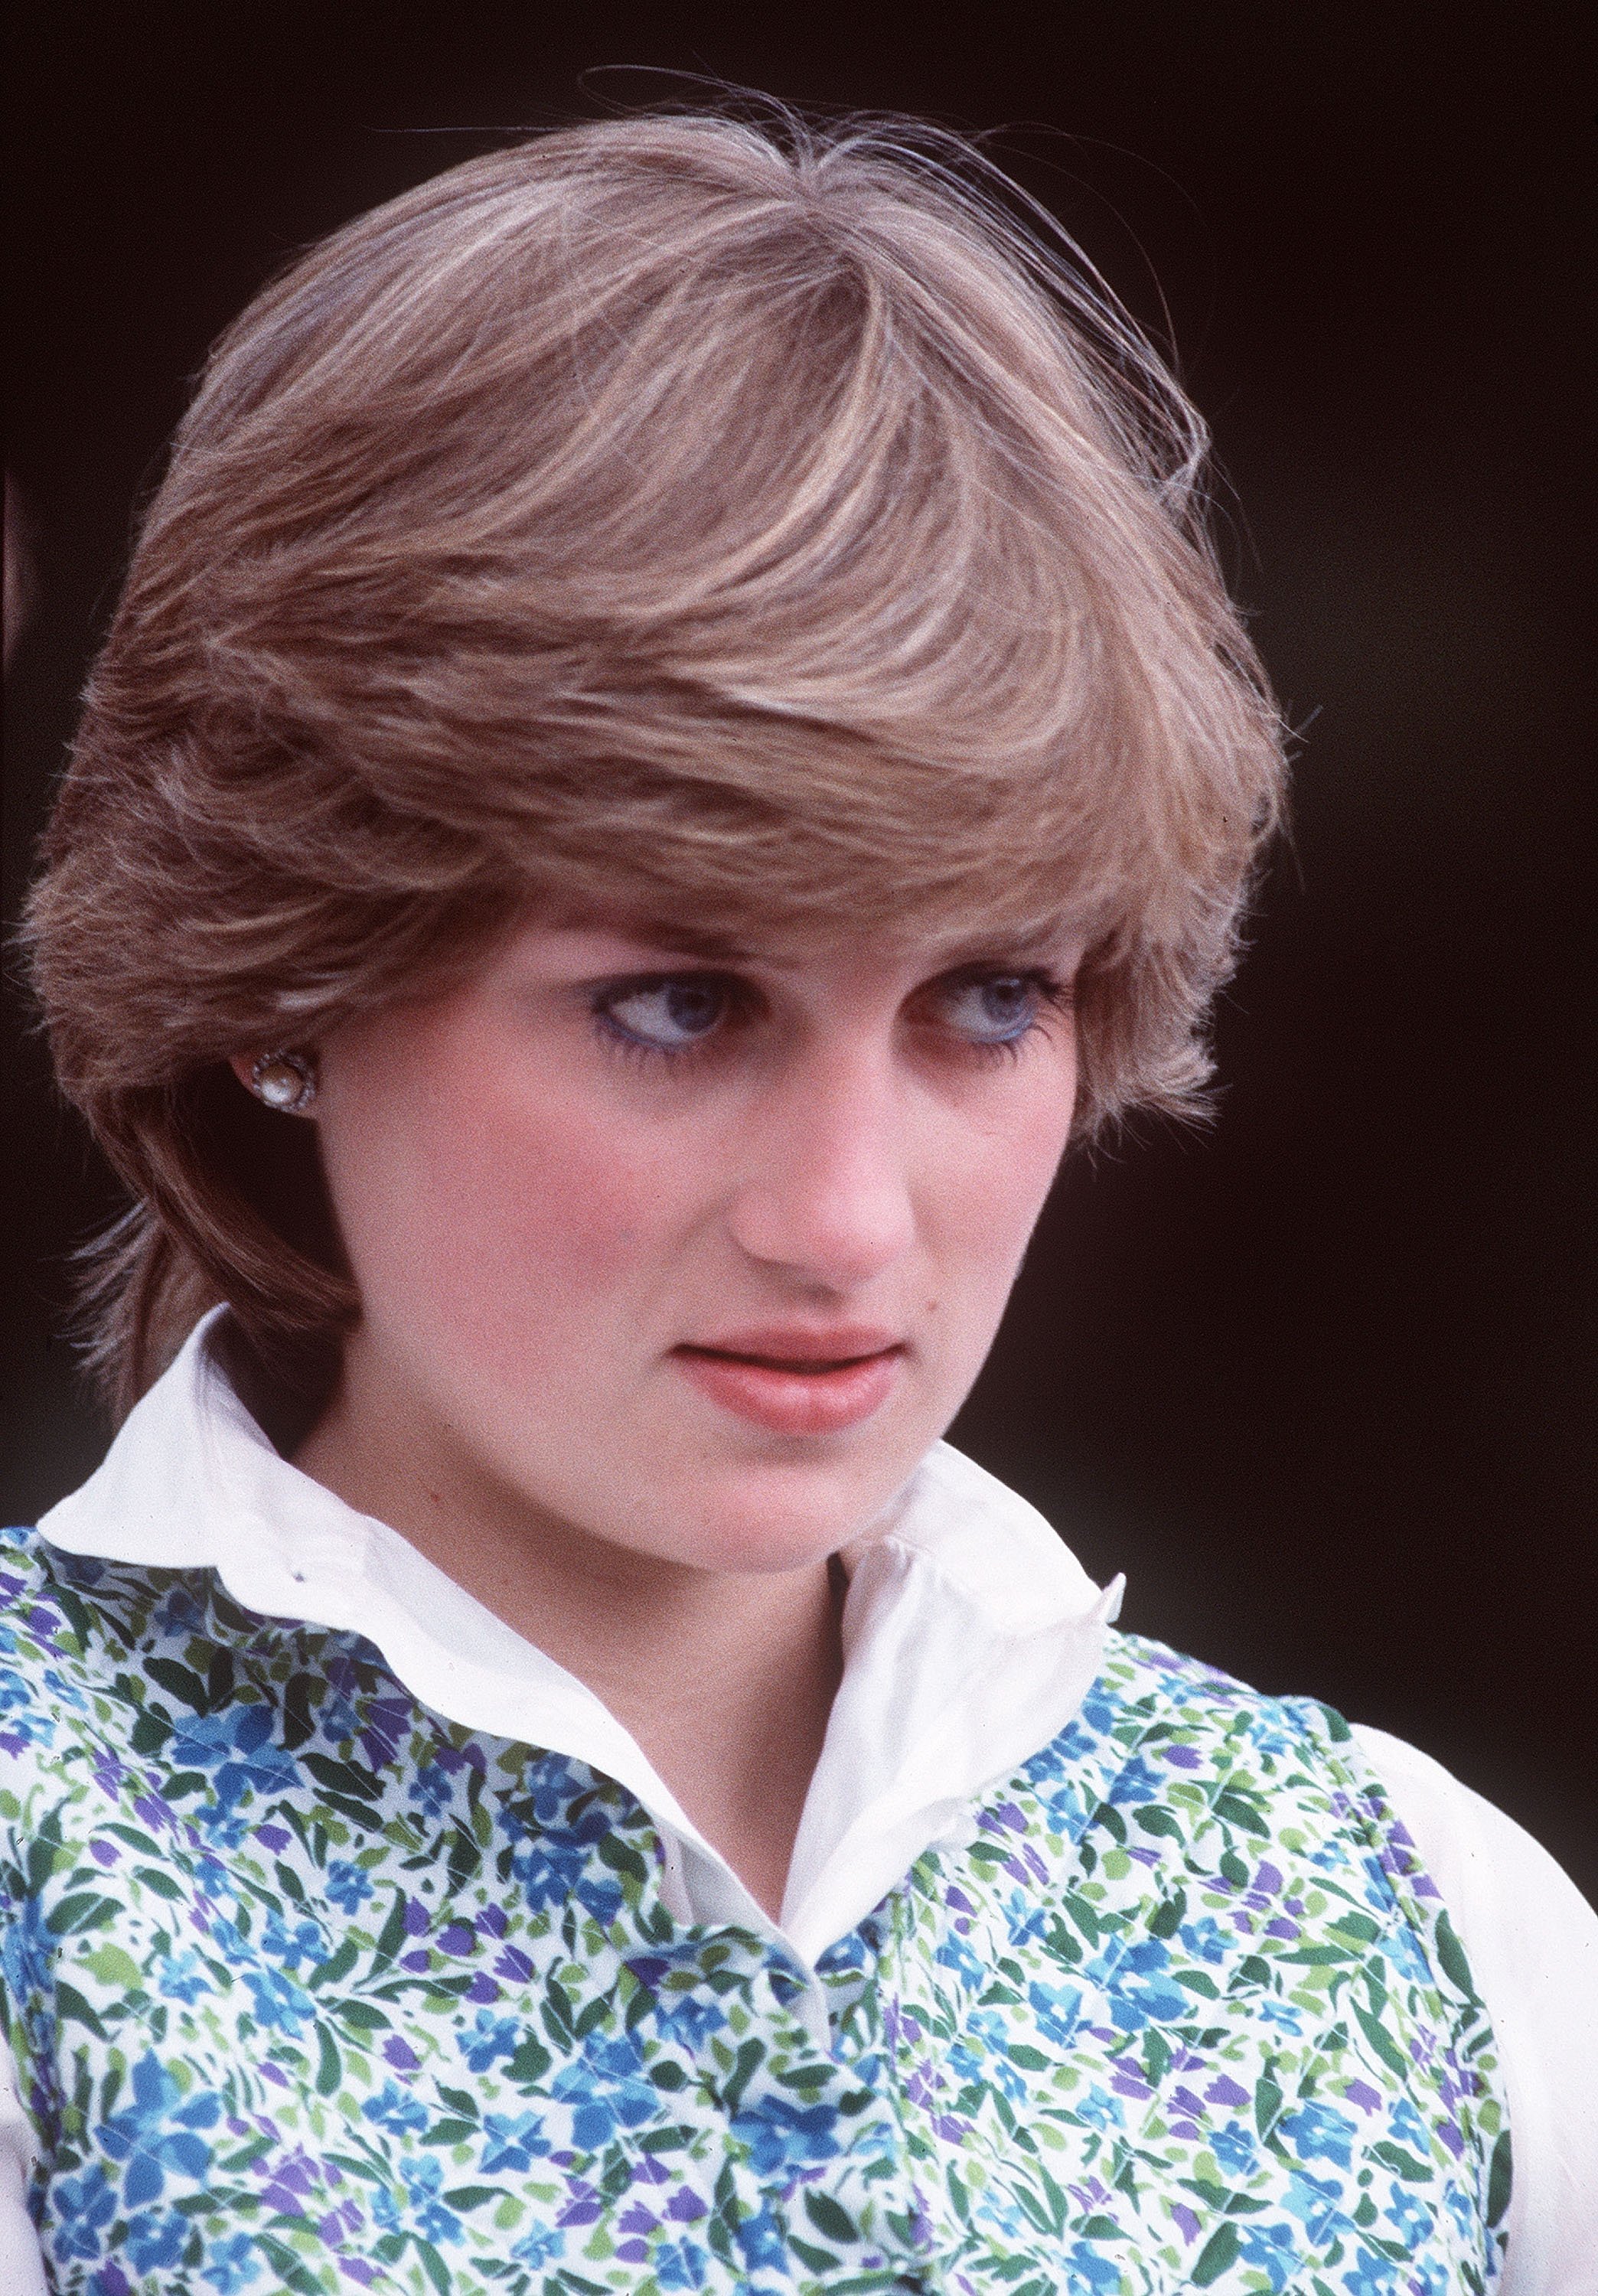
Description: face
xmin=292 ymin=910 xmax=1080 ymax=1577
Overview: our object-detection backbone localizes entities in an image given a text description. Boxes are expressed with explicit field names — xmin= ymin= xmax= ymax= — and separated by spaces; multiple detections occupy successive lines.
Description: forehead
xmin=518 ymin=899 xmax=1083 ymax=975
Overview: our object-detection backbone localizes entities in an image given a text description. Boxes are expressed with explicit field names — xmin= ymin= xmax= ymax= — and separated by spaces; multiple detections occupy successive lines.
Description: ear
xmin=227 ymin=1054 xmax=257 ymax=1095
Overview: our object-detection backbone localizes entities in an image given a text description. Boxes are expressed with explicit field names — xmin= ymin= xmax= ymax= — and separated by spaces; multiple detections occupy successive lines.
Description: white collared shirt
xmin=2 ymin=1311 xmax=1594 ymax=2292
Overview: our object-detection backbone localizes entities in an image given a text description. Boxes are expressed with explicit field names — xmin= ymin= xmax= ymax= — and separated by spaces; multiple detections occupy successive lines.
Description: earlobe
xmin=236 ymin=1049 xmax=320 ymax=1116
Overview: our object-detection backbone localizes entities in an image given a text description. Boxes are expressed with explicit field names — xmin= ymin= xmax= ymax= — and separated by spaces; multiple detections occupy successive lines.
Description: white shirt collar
xmin=38 ymin=1309 xmax=1121 ymax=2005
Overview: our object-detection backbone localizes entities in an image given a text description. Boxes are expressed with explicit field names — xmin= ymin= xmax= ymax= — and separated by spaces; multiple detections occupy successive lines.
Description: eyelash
xmin=964 ymin=972 xmax=1075 ymax=1065
xmin=589 ymin=968 xmax=1071 ymax=1068
xmin=590 ymin=977 xmax=756 ymax=1068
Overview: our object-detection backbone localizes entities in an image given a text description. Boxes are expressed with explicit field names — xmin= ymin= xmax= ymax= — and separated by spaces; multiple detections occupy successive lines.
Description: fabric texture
xmin=1 ymin=1524 xmax=1508 ymax=2296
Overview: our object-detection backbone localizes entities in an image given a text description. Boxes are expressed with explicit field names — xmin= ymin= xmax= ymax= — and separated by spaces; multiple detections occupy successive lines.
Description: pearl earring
xmin=249 ymin=1050 xmax=318 ymax=1114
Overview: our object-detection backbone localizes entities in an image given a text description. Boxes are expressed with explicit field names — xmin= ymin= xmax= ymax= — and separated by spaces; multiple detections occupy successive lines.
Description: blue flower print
xmin=1340 ymin=2250 xmax=1403 ymax=2296
xmin=733 ymin=2202 xmax=789 ymax=2272
xmin=933 ymin=1928 xmax=988 ymax=1991
xmin=96 ymin=2053 xmax=220 ymax=2206
xmin=317 ymin=1689 xmax=359 ymax=1744
xmin=166 ymin=1702 xmax=298 ymax=1813
xmin=1071 ymin=2084 xmax=1125 ymax=2134
xmin=1212 ymin=2120 xmax=1258 ymax=2177
xmin=1028 ymin=1978 xmax=1084 ymax=2049
xmin=551 ymin=2039 xmax=659 ymax=2151
xmin=1 ymin=1892 xmax=54 ymax=2014
xmin=1063 ymin=2241 xmax=1123 ymax=2291
xmin=201 ymin=2229 xmax=262 ymax=2291
xmin=324 ymin=1857 xmax=373 ymax=1913
xmin=508 ymin=1829 xmax=595 ymax=1913
xmin=51 ymin=2164 xmax=116 ymax=2260
xmin=362 ymin=2079 xmax=431 ymax=2136
xmin=573 ymin=1870 xmax=625 ymax=1928
xmin=729 ymin=2093 xmax=843 ymax=2178
xmin=242 ymin=1964 xmax=312 ymax=2037
xmin=655 ymin=2237 xmax=710 ymax=2291
xmin=1178 ymin=1914 xmax=1231 ymax=1966
xmin=655 ymin=1990 xmax=727 ymax=2050
xmin=1384 ymin=2183 xmax=1435 ymax=2245
xmin=154 ymin=1946 xmax=211 ymax=2003
xmin=1110 ymin=1936 xmax=1190 ymax=2027
xmin=1387 ymin=2092 xmax=1435 ymax=2160
xmin=413 ymin=1760 xmax=456 ymax=1818
xmin=1107 ymin=1753 xmax=1166 ymax=1806
xmin=481 ymin=2110 xmax=549 ymax=2173
xmin=259 ymin=1909 xmax=325 ymax=1969
xmin=951 ymin=2033 xmax=1026 ymax=2104
xmin=403 ymin=2155 xmax=463 ymax=2245
xmin=461 ymin=2008 xmax=520 ymax=2071
xmin=1240 ymin=2220 xmax=1300 ymax=2292
xmin=148 ymin=1580 xmax=206 ymax=1639
xmin=513 ymin=2223 xmax=567 ymax=2267
xmin=1281 ymin=2168 xmax=1347 ymax=2248
xmin=126 ymin=2208 xmax=189 ymax=2270
xmin=1280 ymin=2099 xmax=1356 ymax=2171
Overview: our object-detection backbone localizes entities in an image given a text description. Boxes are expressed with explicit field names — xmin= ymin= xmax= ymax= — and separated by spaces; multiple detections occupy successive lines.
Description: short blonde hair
xmin=25 ymin=106 xmax=1286 ymax=1413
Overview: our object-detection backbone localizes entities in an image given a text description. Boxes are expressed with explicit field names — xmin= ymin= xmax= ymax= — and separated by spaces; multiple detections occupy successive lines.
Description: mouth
xmin=670 ymin=1330 xmax=907 ymax=1435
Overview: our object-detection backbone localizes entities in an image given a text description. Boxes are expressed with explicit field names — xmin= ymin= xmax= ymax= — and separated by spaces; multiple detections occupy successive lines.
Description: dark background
xmin=5 ymin=7 xmax=1593 ymax=1895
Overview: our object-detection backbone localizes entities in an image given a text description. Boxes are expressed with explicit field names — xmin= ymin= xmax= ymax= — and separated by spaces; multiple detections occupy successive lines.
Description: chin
xmin=647 ymin=1451 xmax=911 ymax=1576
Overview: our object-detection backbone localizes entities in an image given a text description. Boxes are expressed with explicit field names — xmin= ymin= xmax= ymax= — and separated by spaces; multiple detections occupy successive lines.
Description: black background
xmin=5 ymin=6 xmax=1593 ymax=1895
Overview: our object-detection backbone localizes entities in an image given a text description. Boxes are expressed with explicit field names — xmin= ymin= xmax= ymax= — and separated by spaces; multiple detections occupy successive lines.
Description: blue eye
xmin=941 ymin=974 xmax=1043 ymax=1045
xmin=598 ymin=976 xmax=731 ymax=1052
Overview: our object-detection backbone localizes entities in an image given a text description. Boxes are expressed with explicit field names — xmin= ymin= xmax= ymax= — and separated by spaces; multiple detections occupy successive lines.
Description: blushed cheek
xmin=421 ymin=1102 xmax=664 ymax=1371
xmin=324 ymin=1032 xmax=670 ymax=1384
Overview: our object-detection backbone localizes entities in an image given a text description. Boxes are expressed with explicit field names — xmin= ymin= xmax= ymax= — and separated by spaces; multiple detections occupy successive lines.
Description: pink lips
xmin=670 ymin=1326 xmax=905 ymax=1435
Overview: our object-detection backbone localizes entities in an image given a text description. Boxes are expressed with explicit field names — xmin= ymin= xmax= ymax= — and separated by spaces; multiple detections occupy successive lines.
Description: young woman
xmin=4 ymin=108 xmax=1592 ymax=2296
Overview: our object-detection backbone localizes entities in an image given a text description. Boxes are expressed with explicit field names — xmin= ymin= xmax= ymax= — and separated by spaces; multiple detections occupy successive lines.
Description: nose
xmin=726 ymin=1042 xmax=918 ymax=1291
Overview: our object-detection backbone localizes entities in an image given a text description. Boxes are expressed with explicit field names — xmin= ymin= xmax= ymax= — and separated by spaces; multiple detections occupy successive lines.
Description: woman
xmin=3 ymin=107 xmax=1592 ymax=2296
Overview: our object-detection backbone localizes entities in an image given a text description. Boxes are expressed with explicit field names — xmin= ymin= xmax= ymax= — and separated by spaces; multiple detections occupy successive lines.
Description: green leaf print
xmin=315 ymin=2025 xmax=342 ymax=2096
xmin=804 ymin=2189 xmax=859 ymax=2242
xmin=1434 ymin=1907 xmax=1479 ymax=2001
xmin=0 ymin=1534 xmax=1511 ymax=2296
xmin=1193 ymin=2219 xmax=1241 ymax=2284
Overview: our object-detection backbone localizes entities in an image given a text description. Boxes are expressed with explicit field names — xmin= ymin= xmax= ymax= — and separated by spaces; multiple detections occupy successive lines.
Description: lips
xmin=670 ymin=1327 xmax=905 ymax=1435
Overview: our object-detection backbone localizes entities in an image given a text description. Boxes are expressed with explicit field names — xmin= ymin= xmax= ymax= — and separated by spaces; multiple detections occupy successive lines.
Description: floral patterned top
xmin=2 ymin=1518 xmax=1510 ymax=2296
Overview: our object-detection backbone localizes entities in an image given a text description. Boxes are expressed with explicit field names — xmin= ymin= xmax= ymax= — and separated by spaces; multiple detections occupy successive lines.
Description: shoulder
xmin=1349 ymin=1723 xmax=1598 ymax=2296
xmin=1057 ymin=1632 xmax=1598 ymax=2291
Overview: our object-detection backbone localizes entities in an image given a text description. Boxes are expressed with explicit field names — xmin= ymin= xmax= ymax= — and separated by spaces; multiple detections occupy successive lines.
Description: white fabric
xmin=4 ymin=1308 xmax=1594 ymax=2287
xmin=1347 ymin=1727 xmax=1598 ymax=2295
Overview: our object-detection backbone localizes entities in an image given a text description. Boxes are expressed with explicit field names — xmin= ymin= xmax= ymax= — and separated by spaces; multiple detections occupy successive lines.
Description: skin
xmin=234 ymin=910 xmax=1081 ymax=1916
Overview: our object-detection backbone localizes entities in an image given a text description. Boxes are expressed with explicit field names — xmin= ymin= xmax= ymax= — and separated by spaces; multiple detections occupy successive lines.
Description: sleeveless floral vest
xmin=0 ymin=1526 xmax=1509 ymax=2295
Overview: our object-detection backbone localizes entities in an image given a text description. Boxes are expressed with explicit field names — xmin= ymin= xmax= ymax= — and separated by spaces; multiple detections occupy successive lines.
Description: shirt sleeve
xmin=0 ymin=2036 xmax=44 ymax=2296
xmin=1352 ymin=1722 xmax=1598 ymax=2296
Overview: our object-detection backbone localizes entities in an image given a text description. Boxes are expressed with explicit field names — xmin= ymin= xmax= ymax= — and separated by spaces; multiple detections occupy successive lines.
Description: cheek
xmin=936 ymin=1061 xmax=1075 ymax=1303
xmin=320 ymin=1022 xmax=679 ymax=1355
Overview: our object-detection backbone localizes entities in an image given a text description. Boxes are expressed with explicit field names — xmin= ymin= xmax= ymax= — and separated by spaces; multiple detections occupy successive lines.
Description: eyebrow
xmin=559 ymin=912 xmax=1077 ymax=972
xmin=602 ymin=920 xmax=756 ymax=964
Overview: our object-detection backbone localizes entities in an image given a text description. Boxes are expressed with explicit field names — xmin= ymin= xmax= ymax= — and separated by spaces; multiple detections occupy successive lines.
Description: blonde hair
xmin=25 ymin=104 xmax=1286 ymax=1413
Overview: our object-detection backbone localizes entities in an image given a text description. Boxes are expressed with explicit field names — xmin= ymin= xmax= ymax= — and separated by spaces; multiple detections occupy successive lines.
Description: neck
xmin=292 ymin=1378 xmax=844 ymax=1921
